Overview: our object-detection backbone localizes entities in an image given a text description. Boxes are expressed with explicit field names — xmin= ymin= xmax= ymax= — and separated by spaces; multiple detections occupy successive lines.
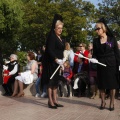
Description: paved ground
xmin=0 ymin=95 xmax=120 ymax=120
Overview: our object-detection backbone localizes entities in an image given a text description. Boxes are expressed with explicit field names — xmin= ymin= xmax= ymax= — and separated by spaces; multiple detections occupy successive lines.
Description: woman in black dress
xmin=91 ymin=19 xmax=120 ymax=111
xmin=41 ymin=14 xmax=65 ymax=109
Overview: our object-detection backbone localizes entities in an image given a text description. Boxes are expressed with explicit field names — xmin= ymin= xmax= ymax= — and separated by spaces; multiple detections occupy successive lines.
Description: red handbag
xmin=3 ymin=70 xmax=11 ymax=84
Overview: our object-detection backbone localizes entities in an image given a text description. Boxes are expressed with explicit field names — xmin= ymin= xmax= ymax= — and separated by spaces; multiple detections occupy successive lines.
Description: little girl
xmin=59 ymin=60 xmax=73 ymax=97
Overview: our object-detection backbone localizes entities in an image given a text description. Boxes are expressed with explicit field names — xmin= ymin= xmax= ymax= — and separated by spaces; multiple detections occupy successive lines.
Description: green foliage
xmin=19 ymin=0 xmax=51 ymax=51
xmin=96 ymin=0 xmax=120 ymax=40
xmin=0 ymin=0 xmax=24 ymax=55
xmin=0 ymin=0 xmax=97 ymax=54
xmin=3 ymin=0 xmax=120 ymax=54
xmin=19 ymin=0 xmax=96 ymax=50
xmin=16 ymin=51 xmax=27 ymax=70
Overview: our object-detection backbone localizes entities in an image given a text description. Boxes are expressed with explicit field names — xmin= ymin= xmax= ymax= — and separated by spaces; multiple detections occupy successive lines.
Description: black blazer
xmin=44 ymin=33 xmax=65 ymax=63
xmin=93 ymin=36 xmax=120 ymax=67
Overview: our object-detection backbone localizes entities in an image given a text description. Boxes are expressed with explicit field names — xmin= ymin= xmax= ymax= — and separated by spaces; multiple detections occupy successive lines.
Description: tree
xmin=0 ymin=0 xmax=24 ymax=56
xmin=19 ymin=0 xmax=53 ymax=51
xmin=96 ymin=0 xmax=120 ymax=40
xmin=20 ymin=0 xmax=96 ymax=50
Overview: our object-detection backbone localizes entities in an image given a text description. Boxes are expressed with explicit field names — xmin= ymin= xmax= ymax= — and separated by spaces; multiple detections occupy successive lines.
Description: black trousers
xmin=78 ymin=80 xmax=86 ymax=95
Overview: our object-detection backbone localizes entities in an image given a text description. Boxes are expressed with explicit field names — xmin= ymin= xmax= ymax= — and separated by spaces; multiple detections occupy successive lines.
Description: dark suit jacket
xmin=93 ymin=36 xmax=120 ymax=67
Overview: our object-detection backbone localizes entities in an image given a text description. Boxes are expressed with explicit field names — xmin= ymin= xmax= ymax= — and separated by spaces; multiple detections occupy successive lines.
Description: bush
xmin=16 ymin=51 xmax=27 ymax=71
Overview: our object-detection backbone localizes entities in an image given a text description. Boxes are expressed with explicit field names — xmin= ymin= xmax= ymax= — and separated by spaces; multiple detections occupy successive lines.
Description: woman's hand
xmin=89 ymin=58 xmax=98 ymax=63
xmin=56 ymin=59 xmax=64 ymax=65
xmin=55 ymin=58 xmax=66 ymax=65
xmin=3 ymin=73 xmax=8 ymax=76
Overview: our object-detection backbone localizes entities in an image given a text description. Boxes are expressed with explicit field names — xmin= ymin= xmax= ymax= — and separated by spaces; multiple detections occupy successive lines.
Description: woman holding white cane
xmin=90 ymin=18 xmax=120 ymax=111
xmin=41 ymin=14 xmax=65 ymax=109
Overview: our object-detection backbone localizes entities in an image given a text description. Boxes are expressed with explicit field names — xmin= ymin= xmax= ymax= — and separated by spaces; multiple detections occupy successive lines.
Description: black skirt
xmin=97 ymin=65 xmax=119 ymax=89
xmin=41 ymin=61 xmax=60 ymax=88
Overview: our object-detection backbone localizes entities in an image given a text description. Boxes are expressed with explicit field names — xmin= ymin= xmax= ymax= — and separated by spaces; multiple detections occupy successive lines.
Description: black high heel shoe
xmin=48 ymin=102 xmax=57 ymax=109
xmin=109 ymin=104 xmax=114 ymax=111
xmin=54 ymin=103 xmax=64 ymax=107
xmin=100 ymin=102 xmax=106 ymax=110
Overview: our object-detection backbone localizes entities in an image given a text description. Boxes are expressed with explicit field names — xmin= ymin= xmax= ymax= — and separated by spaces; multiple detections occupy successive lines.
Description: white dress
xmin=15 ymin=60 xmax=38 ymax=84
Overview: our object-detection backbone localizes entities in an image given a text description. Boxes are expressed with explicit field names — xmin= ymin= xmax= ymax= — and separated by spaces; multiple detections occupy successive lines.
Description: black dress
xmin=41 ymin=33 xmax=65 ymax=87
xmin=93 ymin=36 xmax=120 ymax=89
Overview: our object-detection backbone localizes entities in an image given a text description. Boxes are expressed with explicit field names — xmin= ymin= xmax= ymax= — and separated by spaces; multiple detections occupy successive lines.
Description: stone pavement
xmin=0 ymin=96 xmax=120 ymax=120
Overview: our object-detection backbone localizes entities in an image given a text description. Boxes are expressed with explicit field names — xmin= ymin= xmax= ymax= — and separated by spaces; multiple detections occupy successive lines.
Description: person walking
xmin=90 ymin=18 xmax=120 ymax=111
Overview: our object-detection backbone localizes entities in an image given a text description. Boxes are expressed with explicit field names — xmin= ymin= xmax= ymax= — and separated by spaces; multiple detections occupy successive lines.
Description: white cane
xmin=75 ymin=53 xmax=106 ymax=67
xmin=50 ymin=65 xmax=61 ymax=80
xmin=50 ymin=58 xmax=66 ymax=80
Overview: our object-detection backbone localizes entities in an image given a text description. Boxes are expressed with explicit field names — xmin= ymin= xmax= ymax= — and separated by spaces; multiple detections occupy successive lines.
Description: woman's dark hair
xmin=27 ymin=51 xmax=35 ymax=60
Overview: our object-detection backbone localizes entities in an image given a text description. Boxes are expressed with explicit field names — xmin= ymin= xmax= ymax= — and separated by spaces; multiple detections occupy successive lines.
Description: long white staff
xmin=50 ymin=65 xmax=61 ymax=79
xmin=75 ymin=53 xmax=106 ymax=67
xmin=50 ymin=58 xmax=66 ymax=80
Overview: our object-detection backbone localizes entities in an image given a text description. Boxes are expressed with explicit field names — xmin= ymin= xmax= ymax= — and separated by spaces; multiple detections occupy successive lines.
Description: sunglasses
xmin=79 ymin=46 xmax=83 ymax=47
xmin=95 ymin=27 xmax=101 ymax=31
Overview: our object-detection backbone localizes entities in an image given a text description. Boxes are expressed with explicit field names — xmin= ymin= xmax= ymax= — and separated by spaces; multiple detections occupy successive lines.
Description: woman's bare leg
xmin=12 ymin=80 xmax=19 ymax=96
xmin=17 ymin=81 xmax=24 ymax=97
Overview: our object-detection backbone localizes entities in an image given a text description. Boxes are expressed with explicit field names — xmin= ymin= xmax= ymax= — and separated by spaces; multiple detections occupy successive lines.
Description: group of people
xmin=1 ymin=52 xmax=38 ymax=97
xmin=1 ymin=47 xmax=48 ymax=98
xmin=41 ymin=14 xmax=120 ymax=111
xmin=0 ymin=14 xmax=120 ymax=112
